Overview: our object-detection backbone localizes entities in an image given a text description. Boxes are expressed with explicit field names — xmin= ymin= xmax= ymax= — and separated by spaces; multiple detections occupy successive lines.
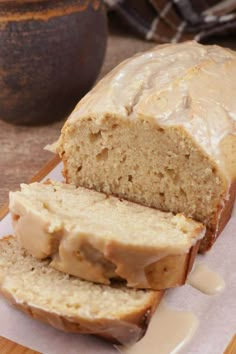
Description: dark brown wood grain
xmin=0 ymin=0 xmax=107 ymax=125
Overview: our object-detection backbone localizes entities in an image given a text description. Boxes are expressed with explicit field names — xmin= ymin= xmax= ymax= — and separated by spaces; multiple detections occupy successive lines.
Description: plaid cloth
xmin=104 ymin=0 xmax=236 ymax=43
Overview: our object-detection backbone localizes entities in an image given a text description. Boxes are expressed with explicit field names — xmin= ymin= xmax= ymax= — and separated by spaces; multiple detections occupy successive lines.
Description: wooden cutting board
xmin=0 ymin=333 xmax=235 ymax=354
xmin=0 ymin=336 xmax=39 ymax=353
xmin=224 ymin=334 xmax=236 ymax=354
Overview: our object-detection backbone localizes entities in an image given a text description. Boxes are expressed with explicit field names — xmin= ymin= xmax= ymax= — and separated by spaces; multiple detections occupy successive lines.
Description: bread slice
xmin=0 ymin=236 xmax=163 ymax=345
xmin=49 ymin=41 xmax=236 ymax=253
xmin=9 ymin=181 xmax=204 ymax=290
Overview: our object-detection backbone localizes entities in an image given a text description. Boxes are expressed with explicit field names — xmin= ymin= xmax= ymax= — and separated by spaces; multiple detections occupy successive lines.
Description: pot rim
xmin=0 ymin=0 xmax=102 ymax=15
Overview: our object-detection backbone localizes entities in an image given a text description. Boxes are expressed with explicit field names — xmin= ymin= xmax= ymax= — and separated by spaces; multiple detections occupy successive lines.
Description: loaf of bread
xmin=49 ymin=41 xmax=236 ymax=252
xmin=0 ymin=236 xmax=163 ymax=345
xmin=9 ymin=181 xmax=204 ymax=290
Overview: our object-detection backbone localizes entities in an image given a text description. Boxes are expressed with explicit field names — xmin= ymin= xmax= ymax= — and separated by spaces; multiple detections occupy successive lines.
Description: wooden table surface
xmin=0 ymin=17 xmax=235 ymax=354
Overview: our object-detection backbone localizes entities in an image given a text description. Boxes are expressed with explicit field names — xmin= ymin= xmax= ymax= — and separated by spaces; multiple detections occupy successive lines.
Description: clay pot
xmin=0 ymin=0 xmax=107 ymax=125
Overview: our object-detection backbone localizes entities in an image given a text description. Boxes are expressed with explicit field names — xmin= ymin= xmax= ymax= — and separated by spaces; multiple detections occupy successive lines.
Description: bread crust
xmin=199 ymin=180 xmax=236 ymax=253
xmin=0 ymin=281 xmax=162 ymax=345
xmin=104 ymin=238 xmax=202 ymax=290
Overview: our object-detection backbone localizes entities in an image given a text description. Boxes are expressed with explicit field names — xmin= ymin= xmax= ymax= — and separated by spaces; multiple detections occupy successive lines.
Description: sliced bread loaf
xmin=49 ymin=41 xmax=236 ymax=253
xmin=0 ymin=236 xmax=163 ymax=345
xmin=9 ymin=181 xmax=204 ymax=289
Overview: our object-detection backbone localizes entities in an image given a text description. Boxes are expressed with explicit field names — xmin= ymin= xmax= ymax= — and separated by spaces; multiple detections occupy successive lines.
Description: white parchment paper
xmin=0 ymin=162 xmax=235 ymax=354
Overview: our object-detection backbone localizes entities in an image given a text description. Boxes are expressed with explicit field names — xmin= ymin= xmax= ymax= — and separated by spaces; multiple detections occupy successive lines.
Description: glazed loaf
xmin=50 ymin=41 xmax=236 ymax=252
xmin=9 ymin=181 xmax=204 ymax=290
xmin=0 ymin=236 xmax=163 ymax=345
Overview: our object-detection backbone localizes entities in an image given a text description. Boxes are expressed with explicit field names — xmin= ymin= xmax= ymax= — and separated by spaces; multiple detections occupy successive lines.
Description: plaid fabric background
xmin=104 ymin=0 xmax=236 ymax=43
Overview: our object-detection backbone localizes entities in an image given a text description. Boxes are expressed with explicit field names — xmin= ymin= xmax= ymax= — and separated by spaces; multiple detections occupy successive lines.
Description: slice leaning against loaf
xmin=9 ymin=181 xmax=205 ymax=290
xmin=48 ymin=41 xmax=236 ymax=253
xmin=0 ymin=236 xmax=162 ymax=345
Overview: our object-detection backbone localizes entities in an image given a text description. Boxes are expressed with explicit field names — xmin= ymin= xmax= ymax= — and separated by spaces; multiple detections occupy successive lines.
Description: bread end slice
xmin=0 ymin=236 xmax=163 ymax=345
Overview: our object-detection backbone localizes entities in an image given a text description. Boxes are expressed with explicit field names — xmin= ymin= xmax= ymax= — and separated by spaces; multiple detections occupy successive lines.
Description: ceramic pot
xmin=0 ymin=0 xmax=107 ymax=125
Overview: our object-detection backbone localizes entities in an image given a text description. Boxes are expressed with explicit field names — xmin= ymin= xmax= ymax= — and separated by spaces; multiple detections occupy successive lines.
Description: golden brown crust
xmin=199 ymin=180 xmax=236 ymax=253
xmin=0 ymin=285 xmax=162 ymax=345
xmin=146 ymin=226 xmax=201 ymax=288
xmin=145 ymin=240 xmax=201 ymax=289
xmin=184 ymin=240 xmax=200 ymax=278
